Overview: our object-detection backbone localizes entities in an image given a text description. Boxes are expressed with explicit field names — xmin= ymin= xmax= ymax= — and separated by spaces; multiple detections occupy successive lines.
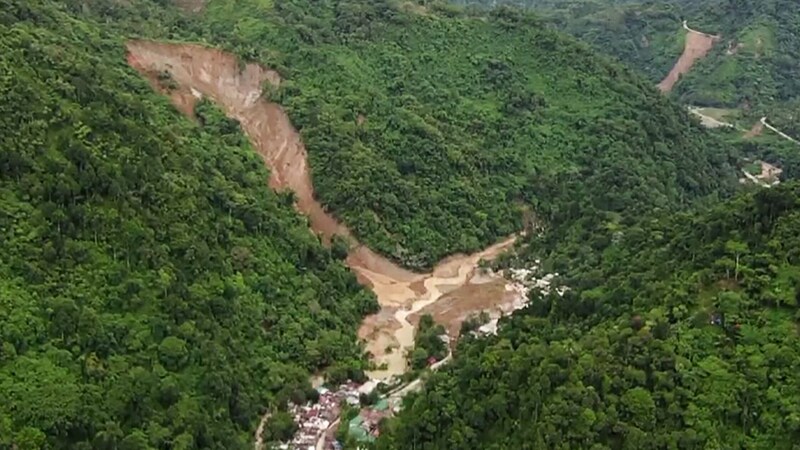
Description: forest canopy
xmin=0 ymin=0 xmax=766 ymax=448
xmin=0 ymin=1 xmax=376 ymax=448
xmin=452 ymin=0 xmax=800 ymax=114
xmin=181 ymin=0 xmax=738 ymax=269
xmin=377 ymin=182 xmax=800 ymax=450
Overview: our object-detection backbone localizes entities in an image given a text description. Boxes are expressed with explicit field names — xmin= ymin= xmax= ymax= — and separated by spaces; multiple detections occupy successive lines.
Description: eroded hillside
xmin=126 ymin=40 xmax=528 ymax=380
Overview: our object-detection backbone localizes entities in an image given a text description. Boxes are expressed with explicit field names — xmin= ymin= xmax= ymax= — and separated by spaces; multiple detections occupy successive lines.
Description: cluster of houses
xmin=347 ymin=398 xmax=394 ymax=443
xmin=278 ymin=265 xmax=571 ymax=449
xmin=475 ymin=266 xmax=567 ymax=337
xmin=280 ymin=382 xmax=362 ymax=450
xmin=280 ymin=380 xmax=398 ymax=449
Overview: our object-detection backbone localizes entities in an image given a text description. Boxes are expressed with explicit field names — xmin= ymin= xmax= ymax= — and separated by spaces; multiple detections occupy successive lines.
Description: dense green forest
xmin=0 ymin=1 xmax=377 ymax=448
xmin=378 ymin=182 xmax=800 ymax=450
xmin=453 ymin=0 xmax=800 ymax=112
xmin=183 ymin=0 xmax=737 ymax=268
xmin=1 ymin=0 xmax=782 ymax=449
xmin=75 ymin=0 xmax=742 ymax=268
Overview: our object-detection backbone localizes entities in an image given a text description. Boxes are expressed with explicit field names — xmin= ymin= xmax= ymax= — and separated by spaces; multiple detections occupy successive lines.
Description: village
xmin=279 ymin=361 xmax=441 ymax=449
xmin=276 ymin=381 xmax=365 ymax=450
xmin=273 ymin=264 xmax=567 ymax=450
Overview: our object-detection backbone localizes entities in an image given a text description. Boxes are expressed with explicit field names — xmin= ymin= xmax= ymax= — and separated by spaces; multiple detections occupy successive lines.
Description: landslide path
xmin=658 ymin=21 xmax=720 ymax=93
xmin=126 ymin=40 xmax=518 ymax=380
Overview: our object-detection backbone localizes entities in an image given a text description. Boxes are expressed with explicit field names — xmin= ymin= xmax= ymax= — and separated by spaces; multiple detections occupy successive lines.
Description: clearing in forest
xmin=173 ymin=0 xmax=206 ymax=13
xmin=658 ymin=21 xmax=720 ymax=93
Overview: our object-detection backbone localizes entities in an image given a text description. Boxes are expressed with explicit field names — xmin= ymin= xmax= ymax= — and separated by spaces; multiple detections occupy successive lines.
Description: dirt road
xmin=761 ymin=117 xmax=799 ymax=144
xmin=688 ymin=107 xmax=734 ymax=129
xmin=658 ymin=21 xmax=719 ymax=93
xmin=126 ymin=39 xmax=519 ymax=382
xmin=254 ymin=411 xmax=271 ymax=450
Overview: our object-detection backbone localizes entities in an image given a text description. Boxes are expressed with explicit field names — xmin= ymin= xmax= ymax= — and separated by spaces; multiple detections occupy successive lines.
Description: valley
xmin=125 ymin=40 xmax=524 ymax=384
xmin=5 ymin=1 xmax=793 ymax=449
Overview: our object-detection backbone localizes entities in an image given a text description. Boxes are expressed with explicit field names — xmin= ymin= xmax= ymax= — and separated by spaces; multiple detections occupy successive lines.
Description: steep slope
xmin=657 ymin=21 xmax=719 ymax=93
xmin=378 ymin=183 xmax=800 ymax=449
xmin=190 ymin=0 xmax=737 ymax=269
xmin=458 ymin=0 xmax=800 ymax=111
xmin=71 ymin=0 xmax=740 ymax=268
xmin=670 ymin=0 xmax=800 ymax=109
xmin=0 ymin=2 xmax=377 ymax=448
xmin=1 ymin=0 xmax=748 ymax=447
xmin=125 ymin=40 xmax=522 ymax=382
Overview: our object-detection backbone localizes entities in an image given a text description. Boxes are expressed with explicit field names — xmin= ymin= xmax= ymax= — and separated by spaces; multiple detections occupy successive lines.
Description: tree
xmin=622 ymin=387 xmax=656 ymax=431
xmin=725 ymin=239 xmax=749 ymax=280
xmin=158 ymin=336 xmax=188 ymax=371
xmin=263 ymin=411 xmax=297 ymax=444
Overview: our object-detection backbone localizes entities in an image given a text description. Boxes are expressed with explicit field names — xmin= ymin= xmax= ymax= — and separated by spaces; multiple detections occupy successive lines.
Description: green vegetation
xmin=192 ymin=0 xmax=736 ymax=269
xmin=738 ymin=106 xmax=800 ymax=180
xmin=696 ymin=107 xmax=738 ymax=122
xmin=744 ymin=161 xmax=762 ymax=176
xmin=1 ymin=0 xmax=777 ymax=448
xmin=378 ymin=182 xmax=800 ymax=450
xmin=59 ymin=0 xmax=739 ymax=271
xmin=454 ymin=0 xmax=800 ymax=114
xmin=262 ymin=412 xmax=298 ymax=445
xmin=409 ymin=315 xmax=448 ymax=370
xmin=0 ymin=1 xmax=376 ymax=448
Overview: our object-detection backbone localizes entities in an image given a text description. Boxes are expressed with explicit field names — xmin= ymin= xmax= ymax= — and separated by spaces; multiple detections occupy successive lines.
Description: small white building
xmin=357 ymin=379 xmax=379 ymax=395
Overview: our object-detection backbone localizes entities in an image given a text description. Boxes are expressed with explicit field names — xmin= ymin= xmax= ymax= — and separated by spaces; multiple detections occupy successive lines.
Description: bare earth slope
xmin=658 ymin=21 xmax=719 ymax=93
xmin=173 ymin=0 xmax=206 ymax=13
xmin=126 ymin=40 xmax=519 ymax=379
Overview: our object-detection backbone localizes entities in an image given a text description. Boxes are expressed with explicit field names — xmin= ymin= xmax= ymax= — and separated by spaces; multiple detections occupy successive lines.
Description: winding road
xmin=682 ymin=20 xmax=717 ymax=39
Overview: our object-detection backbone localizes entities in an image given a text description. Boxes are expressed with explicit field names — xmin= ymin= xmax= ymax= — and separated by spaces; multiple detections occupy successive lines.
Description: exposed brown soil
xmin=127 ymin=40 xmax=419 ymax=282
xmin=357 ymin=307 xmax=402 ymax=353
xmin=409 ymin=278 xmax=511 ymax=338
xmin=173 ymin=0 xmax=206 ymax=13
xmin=745 ymin=121 xmax=764 ymax=138
xmin=658 ymin=23 xmax=720 ymax=93
xmin=758 ymin=161 xmax=782 ymax=183
xmin=126 ymin=40 xmax=518 ymax=380
xmin=358 ymin=237 xmax=517 ymax=378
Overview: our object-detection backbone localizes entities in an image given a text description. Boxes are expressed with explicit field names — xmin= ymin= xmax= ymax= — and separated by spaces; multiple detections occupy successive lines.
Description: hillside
xmin=162 ymin=0 xmax=737 ymax=269
xmin=1 ymin=0 xmax=749 ymax=448
xmin=453 ymin=0 xmax=800 ymax=113
xmin=0 ymin=2 xmax=377 ymax=448
xmin=378 ymin=182 xmax=800 ymax=449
